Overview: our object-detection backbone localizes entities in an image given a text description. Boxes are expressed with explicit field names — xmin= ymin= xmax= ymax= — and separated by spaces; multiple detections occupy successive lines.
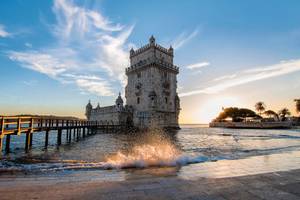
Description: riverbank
xmin=209 ymin=121 xmax=294 ymax=129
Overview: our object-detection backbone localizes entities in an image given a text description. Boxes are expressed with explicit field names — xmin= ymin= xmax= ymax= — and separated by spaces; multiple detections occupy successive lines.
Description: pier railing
xmin=0 ymin=116 xmax=125 ymax=152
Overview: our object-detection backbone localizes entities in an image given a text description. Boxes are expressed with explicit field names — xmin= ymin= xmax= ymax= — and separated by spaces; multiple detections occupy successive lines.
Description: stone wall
xmin=89 ymin=106 xmax=132 ymax=126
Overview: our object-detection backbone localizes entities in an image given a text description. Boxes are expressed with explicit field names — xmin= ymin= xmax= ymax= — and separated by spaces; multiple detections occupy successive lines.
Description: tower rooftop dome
xmin=96 ymin=103 xmax=100 ymax=109
xmin=86 ymin=100 xmax=92 ymax=108
xmin=115 ymin=92 xmax=123 ymax=105
xmin=149 ymin=35 xmax=155 ymax=44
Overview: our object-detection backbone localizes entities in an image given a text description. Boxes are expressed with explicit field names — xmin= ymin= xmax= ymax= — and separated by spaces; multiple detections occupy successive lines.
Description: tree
xmin=255 ymin=101 xmax=266 ymax=116
xmin=294 ymin=99 xmax=300 ymax=115
xmin=278 ymin=108 xmax=291 ymax=121
xmin=264 ymin=110 xmax=279 ymax=121
xmin=215 ymin=107 xmax=259 ymax=122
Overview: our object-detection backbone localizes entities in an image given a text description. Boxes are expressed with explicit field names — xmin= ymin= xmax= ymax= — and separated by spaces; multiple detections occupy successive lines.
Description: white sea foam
xmin=0 ymin=129 xmax=220 ymax=172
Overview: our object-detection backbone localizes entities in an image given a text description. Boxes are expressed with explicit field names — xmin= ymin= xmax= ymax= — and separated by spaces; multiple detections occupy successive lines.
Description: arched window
xmin=137 ymin=97 xmax=140 ymax=104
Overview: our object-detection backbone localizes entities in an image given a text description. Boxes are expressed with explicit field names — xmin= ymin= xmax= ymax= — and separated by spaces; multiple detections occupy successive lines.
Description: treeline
xmin=213 ymin=99 xmax=300 ymax=122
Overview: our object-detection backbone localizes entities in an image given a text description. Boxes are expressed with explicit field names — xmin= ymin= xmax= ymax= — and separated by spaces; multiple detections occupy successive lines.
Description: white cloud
xmin=213 ymin=74 xmax=237 ymax=81
xmin=75 ymin=79 xmax=114 ymax=96
xmin=9 ymin=51 xmax=68 ymax=78
xmin=180 ymin=59 xmax=300 ymax=97
xmin=23 ymin=80 xmax=37 ymax=86
xmin=25 ymin=42 xmax=32 ymax=48
xmin=53 ymin=0 xmax=123 ymax=38
xmin=172 ymin=29 xmax=198 ymax=49
xmin=8 ymin=0 xmax=133 ymax=96
xmin=186 ymin=61 xmax=210 ymax=69
xmin=0 ymin=24 xmax=9 ymax=37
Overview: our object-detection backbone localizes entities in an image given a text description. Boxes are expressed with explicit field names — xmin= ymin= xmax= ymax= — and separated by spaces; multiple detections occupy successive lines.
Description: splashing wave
xmin=0 ymin=154 xmax=213 ymax=173
xmin=1 ymin=129 xmax=217 ymax=172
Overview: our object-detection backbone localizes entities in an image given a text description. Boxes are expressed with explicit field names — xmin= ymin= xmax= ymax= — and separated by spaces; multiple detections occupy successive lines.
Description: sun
xmin=197 ymin=96 xmax=241 ymax=123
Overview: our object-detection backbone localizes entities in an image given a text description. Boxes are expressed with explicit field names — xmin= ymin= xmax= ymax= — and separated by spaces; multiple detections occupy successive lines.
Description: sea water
xmin=1 ymin=124 xmax=300 ymax=175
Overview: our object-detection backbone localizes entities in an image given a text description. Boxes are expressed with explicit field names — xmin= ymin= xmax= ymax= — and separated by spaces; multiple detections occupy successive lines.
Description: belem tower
xmin=85 ymin=36 xmax=180 ymax=129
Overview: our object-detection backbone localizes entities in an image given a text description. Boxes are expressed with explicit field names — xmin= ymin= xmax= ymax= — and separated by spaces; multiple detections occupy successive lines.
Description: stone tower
xmin=125 ymin=36 xmax=180 ymax=129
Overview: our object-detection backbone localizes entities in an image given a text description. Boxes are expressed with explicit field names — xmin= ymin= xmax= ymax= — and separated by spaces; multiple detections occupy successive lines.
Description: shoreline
xmin=209 ymin=121 xmax=296 ymax=129
xmin=1 ymin=150 xmax=300 ymax=199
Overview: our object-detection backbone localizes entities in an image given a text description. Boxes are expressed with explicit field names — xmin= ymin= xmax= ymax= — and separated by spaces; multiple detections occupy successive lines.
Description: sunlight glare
xmin=197 ymin=96 xmax=241 ymax=123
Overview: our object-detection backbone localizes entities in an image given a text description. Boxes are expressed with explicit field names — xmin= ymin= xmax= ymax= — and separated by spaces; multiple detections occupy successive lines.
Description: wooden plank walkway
xmin=0 ymin=116 xmax=126 ymax=153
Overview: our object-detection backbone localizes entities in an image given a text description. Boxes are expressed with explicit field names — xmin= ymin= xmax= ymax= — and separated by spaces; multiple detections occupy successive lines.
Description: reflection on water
xmin=1 ymin=125 xmax=300 ymax=174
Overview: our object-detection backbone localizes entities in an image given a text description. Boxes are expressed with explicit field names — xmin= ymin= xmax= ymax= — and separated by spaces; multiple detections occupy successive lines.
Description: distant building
xmin=86 ymin=36 xmax=180 ymax=129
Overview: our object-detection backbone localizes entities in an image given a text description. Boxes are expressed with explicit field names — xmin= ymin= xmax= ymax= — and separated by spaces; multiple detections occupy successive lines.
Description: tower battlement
xmin=130 ymin=43 xmax=173 ymax=58
xmin=125 ymin=59 xmax=179 ymax=74
xmin=127 ymin=36 xmax=177 ymax=75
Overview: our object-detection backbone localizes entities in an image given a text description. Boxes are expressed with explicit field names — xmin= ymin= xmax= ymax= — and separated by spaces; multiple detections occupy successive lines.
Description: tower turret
xmin=168 ymin=45 xmax=174 ymax=56
xmin=149 ymin=35 xmax=155 ymax=45
xmin=85 ymin=100 xmax=93 ymax=120
xmin=130 ymin=48 xmax=135 ymax=57
xmin=115 ymin=92 xmax=124 ymax=108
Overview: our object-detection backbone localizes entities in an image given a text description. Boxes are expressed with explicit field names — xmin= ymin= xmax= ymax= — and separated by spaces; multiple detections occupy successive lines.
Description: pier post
xmin=45 ymin=130 xmax=49 ymax=147
xmin=0 ymin=137 xmax=3 ymax=152
xmin=76 ymin=128 xmax=79 ymax=140
xmin=66 ymin=129 xmax=68 ymax=141
xmin=57 ymin=129 xmax=62 ymax=145
xmin=82 ymin=128 xmax=85 ymax=138
xmin=29 ymin=133 xmax=33 ymax=147
xmin=68 ymin=129 xmax=71 ymax=142
xmin=25 ymin=131 xmax=32 ymax=151
xmin=73 ymin=128 xmax=76 ymax=138
xmin=5 ymin=135 xmax=11 ymax=153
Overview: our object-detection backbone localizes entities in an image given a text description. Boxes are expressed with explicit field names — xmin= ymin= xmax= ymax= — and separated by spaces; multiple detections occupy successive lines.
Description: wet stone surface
xmin=0 ymin=169 xmax=300 ymax=200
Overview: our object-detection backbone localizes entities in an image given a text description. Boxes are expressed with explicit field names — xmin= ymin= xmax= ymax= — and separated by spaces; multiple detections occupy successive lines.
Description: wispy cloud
xmin=172 ymin=29 xmax=198 ymax=49
xmin=213 ymin=74 xmax=237 ymax=81
xmin=180 ymin=59 xmax=300 ymax=97
xmin=0 ymin=24 xmax=10 ymax=37
xmin=7 ymin=0 xmax=133 ymax=96
xmin=23 ymin=80 xmax=38 ymax=86
xmin=9 ymin=51 xmax=68 ymax=78
xmin=75 ymin=78 xmax=113 ymax=96
xmin=186 ymin=61 xmax=210 ymax=69
xmin=25 ymin=42 xmax=32 ymax=48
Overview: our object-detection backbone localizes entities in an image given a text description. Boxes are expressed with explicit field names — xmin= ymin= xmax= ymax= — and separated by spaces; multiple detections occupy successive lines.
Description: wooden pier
xmin=0 ymin=116 xmax=126 ymax=153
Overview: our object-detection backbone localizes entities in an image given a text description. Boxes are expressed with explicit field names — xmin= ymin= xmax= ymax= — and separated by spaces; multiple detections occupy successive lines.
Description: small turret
xmin=130 ymin=48 xmax=135 ymax=57
xmin=175 ymin=94 xmax=181 ymax=112
xmin=149 ymin=35 xmax=155 ymax=45
xmin=85 ymin=100 xmax=93 ymax=120
xmin=168 ymin=45 xmax=174 ymax=56
xmin=96 ymin=103 xmax=100 ymax=109
xmin=115 ymin=92 xmax=124 ymax=111
xmin=115 ymin=92 xmax=124 ymax=107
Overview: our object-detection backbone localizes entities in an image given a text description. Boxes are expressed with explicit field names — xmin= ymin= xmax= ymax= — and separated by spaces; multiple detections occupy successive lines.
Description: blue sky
xmin=1 ymin=0 xmax=300 ymax=123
